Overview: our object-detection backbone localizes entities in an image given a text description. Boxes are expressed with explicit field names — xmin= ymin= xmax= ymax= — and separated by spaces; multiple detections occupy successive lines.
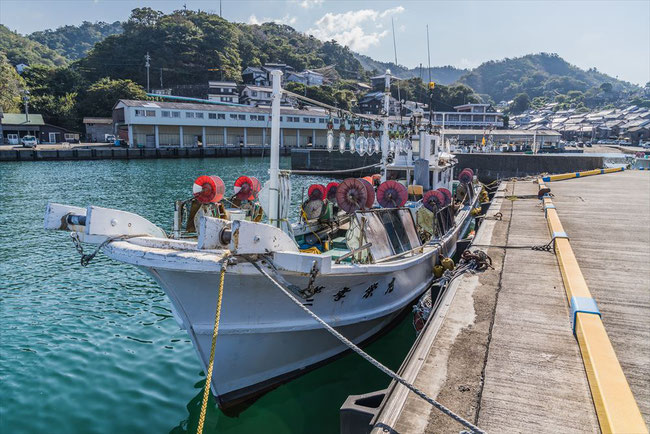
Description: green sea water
xmin=0 ymin=157 xmax=416 ymax=434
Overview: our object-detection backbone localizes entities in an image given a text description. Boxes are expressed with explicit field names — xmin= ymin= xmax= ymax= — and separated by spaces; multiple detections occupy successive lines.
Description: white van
xmin=7 ymin=134 xmax=19 ymax=145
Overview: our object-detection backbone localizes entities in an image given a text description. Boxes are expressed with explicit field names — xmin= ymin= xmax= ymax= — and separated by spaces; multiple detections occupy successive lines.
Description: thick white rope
xmin=248 ymin=260 xmax=486 ymax=434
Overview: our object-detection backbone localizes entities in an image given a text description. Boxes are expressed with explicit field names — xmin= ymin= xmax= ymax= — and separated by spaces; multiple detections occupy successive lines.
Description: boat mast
xmin=381 ymin=69 xmax=391 ymax=181
xmin=269 ymin=69 xmax=282 ymax=227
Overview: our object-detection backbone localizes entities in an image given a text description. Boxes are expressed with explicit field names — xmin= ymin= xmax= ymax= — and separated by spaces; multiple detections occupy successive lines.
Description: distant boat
xmin=45 ymin=70 xmax=481 ymax=410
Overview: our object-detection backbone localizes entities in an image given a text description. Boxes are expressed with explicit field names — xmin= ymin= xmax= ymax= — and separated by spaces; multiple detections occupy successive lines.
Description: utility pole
xmin=220 ymin=0 xmax=222 ymax=17
xmin=145 ymin=52 xmax=151 ymax=92
xmin=22 ymin=90 xmax=30 ymax=123
xmin=160 ymin=67 xmax=163 ymax=88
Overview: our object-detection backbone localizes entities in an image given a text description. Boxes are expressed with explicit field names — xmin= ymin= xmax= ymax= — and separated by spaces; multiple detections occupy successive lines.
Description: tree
xmin=0 ymin=52 xmax=25 ymax=112
xmin=510 ymin=93 xmax=530 ymax=114
xmin=78 ymin=77 xmax=147 ymax=117
xmin=600 ymin=82 xmax=613 ymax=93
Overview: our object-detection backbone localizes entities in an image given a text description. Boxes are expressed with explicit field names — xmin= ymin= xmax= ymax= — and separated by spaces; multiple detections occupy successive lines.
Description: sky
xmin=1 ymin=0 xmax=648 ymax=85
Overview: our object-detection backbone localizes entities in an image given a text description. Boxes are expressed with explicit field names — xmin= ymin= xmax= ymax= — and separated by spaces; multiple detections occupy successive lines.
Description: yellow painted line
xmin=538 ymin=182 xmax=647 ymax=433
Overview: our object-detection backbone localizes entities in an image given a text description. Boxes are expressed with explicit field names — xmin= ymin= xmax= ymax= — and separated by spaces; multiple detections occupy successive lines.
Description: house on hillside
xmin=358 ymin=91 xmax=399 ymax=115
xmin=242 ymin=67 xmax=269 ymax=86
xmin=207 ymin=81 xmax=239 ymax=104
xmin=285 ymin=70 xmax=324 ymax=87
xmin=240 ymin=85 xmax=295 ymax=107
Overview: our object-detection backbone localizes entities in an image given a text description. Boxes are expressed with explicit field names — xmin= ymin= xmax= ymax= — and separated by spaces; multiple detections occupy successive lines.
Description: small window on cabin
xmin=238 ymin=115 xmax=245 ymax=120
xmin=196 ymin=112 xmax=204 ymax=119
xmin=161 ymin=111 xmax=170 ymax=117
xmin=135 ymin=109 xmax=144 ymax=117
xmin=258 ymin=115 xmax=265 ymax=121
xmin=208 ymin=113 xmax=217 ymax=119
xmin=186 ymin=112 xmax=195 ymax=118
xmin=172 ymin=112 xmax=180 ymax=118
xmin=230 ymin=114 xmax=238 ymax=120
xmin=145 ymin=110 xmax=156 ymax=117
xmin=218 ymin=114 xmax=225 ymax=119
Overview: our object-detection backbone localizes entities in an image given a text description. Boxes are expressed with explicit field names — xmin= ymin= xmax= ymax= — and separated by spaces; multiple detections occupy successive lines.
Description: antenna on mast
xmin=426 ymin=25 xmax=432 ymax=130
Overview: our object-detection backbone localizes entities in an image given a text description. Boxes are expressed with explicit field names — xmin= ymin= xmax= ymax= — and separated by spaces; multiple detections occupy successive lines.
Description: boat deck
xmin=370 ymin=170 xmax=650 ymax=433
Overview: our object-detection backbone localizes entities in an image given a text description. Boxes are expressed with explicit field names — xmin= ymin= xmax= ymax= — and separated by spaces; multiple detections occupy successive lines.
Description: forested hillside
xmin=29 ymin=21 xmax=122 ymax=60
xmin=77 ymin=8 xmax=365 ymax=86
xmin=459 ymin=53 xmax=637 ymax=104
xmin=0 ymin=25 xmax=68 ymax=67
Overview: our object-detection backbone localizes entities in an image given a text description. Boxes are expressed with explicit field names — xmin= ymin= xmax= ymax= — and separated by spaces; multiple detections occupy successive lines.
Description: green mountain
xmin=459 ymin=53 xmax=638 ymax=104
xmin=77 ymin=8 xmax=365 ymax=87
xmin=0 ymin=24 xmax=68 ymax=68
xmin=353 ymin=53 xmax=467 ymax=85
xmin=29 ymin=21 xmax=123 ymax=60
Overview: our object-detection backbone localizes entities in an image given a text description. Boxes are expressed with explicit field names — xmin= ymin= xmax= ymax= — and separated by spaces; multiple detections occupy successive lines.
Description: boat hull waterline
xmin=102 ymin=201 xmax=477 ymax=409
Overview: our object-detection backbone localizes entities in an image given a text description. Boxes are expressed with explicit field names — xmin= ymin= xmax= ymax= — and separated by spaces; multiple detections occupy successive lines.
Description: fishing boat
xmin=44 ymin=70 xmax=481 ymax=410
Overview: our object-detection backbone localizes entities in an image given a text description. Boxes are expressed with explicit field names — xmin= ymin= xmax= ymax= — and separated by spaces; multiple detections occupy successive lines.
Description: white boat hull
xmin=110 ymin=203 xmax=474 ymax=409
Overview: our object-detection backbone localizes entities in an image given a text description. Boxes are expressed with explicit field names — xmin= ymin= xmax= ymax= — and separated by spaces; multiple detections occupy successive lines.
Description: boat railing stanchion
xmin=269 ymin=69 xmax=283 ymax=228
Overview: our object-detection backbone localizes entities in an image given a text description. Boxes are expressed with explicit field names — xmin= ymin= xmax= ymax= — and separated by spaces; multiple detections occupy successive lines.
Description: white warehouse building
xmin=112 ymin=99 xmax=379 ymax=148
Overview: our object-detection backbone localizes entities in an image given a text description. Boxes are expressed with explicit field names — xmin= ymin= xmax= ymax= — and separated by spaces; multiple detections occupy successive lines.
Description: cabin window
xmin=196 ymin=112 xmax=204 ymax=119
xmin=238 ymin=115 xmax=246 ymax=120
xmin=208 ymin=113 xmax=217 ymax=119
xmin=186 ymin=112 xmax=195 ymax=118
xmin=161 ymin=111 xmax=170 ymax=117
xmin=230 ymin=114 xmax=238 ymax=120
xmin=172 ymin=111 xmax=180 ymax=118
xmin=135 ymin=109 xmax=145 ymax=117
xmin=145 ymin=110 xmax=156 ymax=117
xmin=218 ymin=114 xmax=225 ymax=119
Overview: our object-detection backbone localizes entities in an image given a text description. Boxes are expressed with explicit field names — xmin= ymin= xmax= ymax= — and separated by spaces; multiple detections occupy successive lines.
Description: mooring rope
xmin=248 ymin=259 xmax=486 ymax=434
xmin=286 ymin=162 xmax=381 ymax=175
xmin=197 ymin=254 xmax=229 ymax=434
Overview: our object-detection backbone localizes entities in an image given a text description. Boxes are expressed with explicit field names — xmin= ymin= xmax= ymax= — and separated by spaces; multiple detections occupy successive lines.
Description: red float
xmin=192 ymin=175 xmax=225 ymax=203
xmin=308 ymin=184 xmax=326 ymax=201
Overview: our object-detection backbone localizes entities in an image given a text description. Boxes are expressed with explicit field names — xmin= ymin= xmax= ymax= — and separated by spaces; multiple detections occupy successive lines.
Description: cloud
xmin=248 ymin=14 xmax=297 ymax=26
xmin=298 ymin=0 xmax=324 ymax=8
xmin=307 ymin=6 xmax=404 ymax=52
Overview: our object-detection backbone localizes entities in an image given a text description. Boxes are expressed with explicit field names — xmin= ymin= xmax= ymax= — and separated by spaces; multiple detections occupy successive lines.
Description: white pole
xmin=381 ymin=69 xmax=391 ymax=182
xmin=269 ymin=70 xmax=283 ymax=227
xmin=441 ymin=112 xmax=446 ymax=152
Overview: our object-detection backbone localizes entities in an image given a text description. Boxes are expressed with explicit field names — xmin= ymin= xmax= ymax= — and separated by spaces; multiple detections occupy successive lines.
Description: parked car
xmin=21 ymin=135 xmax=38 ymax=148
xmin=105 ymin=134 xmax=116 ymax=143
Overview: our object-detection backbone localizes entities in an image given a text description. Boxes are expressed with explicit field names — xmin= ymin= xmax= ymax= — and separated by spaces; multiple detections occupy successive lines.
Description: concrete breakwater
xmin=290 ymin=149 xmax=606 ymax=181
xmin=0 ymin=145 xmax=291 ymax=162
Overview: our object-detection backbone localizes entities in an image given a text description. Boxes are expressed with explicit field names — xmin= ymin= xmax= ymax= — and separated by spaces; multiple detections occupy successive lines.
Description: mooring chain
xmin=249 ymin=259 xmax=486 ymax=434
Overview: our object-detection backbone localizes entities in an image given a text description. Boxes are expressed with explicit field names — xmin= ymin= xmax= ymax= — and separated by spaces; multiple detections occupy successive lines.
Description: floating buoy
xmin=377 ymin=180 xmax=408 ymax=208
xmin=234 ymin=176 xmax=260 ymax=201
xmin=193 ymin=175 xmax=225 ymax=203
xmin=308 ymin=184 xmax=326 ymax=201
xmin=336 ymin=178 xmax=368 ymax=213
xmin=433 ymin=265 xmax=444 ymax=278
xmin=358 ymin=177 xmax=376 ymax=209
xmin=438 ymin=188 xmax=452 ymax=206
xmin=422 ymin=189 xmax=445 ymax=212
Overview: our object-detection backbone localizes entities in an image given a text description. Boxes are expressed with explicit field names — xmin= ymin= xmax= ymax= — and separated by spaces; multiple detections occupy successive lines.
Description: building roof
xmin=116 ymin=99 xmax=327 ymax=117
xmin=1 ymin=113 xmax=45 ymax=126
xmin=82 ymin=117 xmax=112 ymax=124
xmin=454 ymin=103 xmax=490 ymax=109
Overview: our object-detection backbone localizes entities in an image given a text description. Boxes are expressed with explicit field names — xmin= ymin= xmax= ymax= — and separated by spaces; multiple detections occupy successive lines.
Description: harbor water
xmin=0 ymin=157 xmax=416 ymax=434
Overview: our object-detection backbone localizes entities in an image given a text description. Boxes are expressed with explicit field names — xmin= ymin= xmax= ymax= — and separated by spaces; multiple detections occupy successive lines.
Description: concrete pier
xmin=0 ymin=144 xmax=290 ymax=162
xmin=369 ymin=170 xmax=649 ymax=433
